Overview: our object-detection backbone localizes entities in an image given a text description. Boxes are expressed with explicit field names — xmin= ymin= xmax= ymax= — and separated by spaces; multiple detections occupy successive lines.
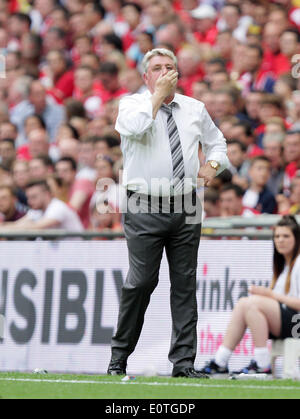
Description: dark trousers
xmin=111 ymin=192 xmax=202 ymax=374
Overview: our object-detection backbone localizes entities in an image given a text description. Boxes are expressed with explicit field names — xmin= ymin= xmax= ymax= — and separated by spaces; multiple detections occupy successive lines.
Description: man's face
xmin=284 ymin=134 xmax=300 ymax=163
xmin=0 ymin=123 xmax=17 ymax=140
xmin=210 ymin=72 xmax=229 ymax=91
xmin=28 ymin=130 xmax=49 ymax=158
xmin=98 ymin=73 xmax=119 ymax=93
xmin=29 ymin=159 xmax=48 ymax=180
xmin=229 ymin=125 xmax=252 ymax=146
xmin=177 ymin=50 xmax=198 ymax=77
xmin=50 ymin=9 xmax=69 ymax=30
xmin=143 ymin=55 xmax=177 ymax=94
xmin=29 ymin=83 xmax=47 ymax=111
xmin=9 ymin=16 xmax=22 ymax=38
xmin=220 ymin=190 xmax=241 ymax=216
xmin=0 ymin=188 xmax=15 ymax=214
xmin=26 ymin=185 xmax=47 ymax=210
xmin=221 ymin=6 xmax=239 ymax=30
xmin=191 ymin=82 xmax=208 ymax=101
xmin=245 ymin=93 xmax=262 ymax=119
xmin=249 ymin=160 xmax=271 ymax=186
xmin=95 ymin=157 xmax=113 ymax=179
xmin=292 ymin=94 xmax=300 ymax=119
xmin=55 ymin=161 xmax=76 ymax=185
xmin=94 ymin=140 xmax=110 ymax=157
xmin=227 ymin=143 xmax=245 ymax=168
xmin=280 ymin=32 xmax=298 ymax=56
xmin=13 ymin=162 xmax=30 ymax=188
xmin=137 ymin=33 xmax=153 ymax=54
xmin=264 ymin=141 xmax=282 ymax=164
xmin=204 ymin=200 xmax=220 ymax=217
xmin=213 ymin=93 xmax=235 ymax=119
xmin=47 ymin=52 xmax=65 ymax=76
xmin=79 ymin=142 xmax=95 ymax=167
xmin=244 ymin=48 xmax=261 ymax=73
xmin=75 ymin=69 xmax=93 ymax=93
xmin=290 ymin=177 xmax=300 ymax=205
xmin=35 ymin=0 xmax=54 ymax=18
xmin=259 ymin=104 xmax=281 ymax=124
xmin=263 ymin=23 xmax=281 ymax=52
xmin=0 ymin=141 xmax=15 ymax=163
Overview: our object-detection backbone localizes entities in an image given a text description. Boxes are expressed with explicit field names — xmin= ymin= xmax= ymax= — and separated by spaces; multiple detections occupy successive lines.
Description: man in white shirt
xmin=108 ymin=48 xmax=229 ymax=379
xmin=0 ymin=179 xmax=83 ymax=232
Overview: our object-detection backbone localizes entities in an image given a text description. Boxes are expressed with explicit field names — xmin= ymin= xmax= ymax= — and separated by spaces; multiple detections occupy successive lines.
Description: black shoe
xmin=231 ymin=359 xmax=272 ymax=375
xmin=199 ymin=359 xmax=229 ymax=375
xmin=172 ymin=367 xmax=209 ymax=379
xmin=107 ymin=358 xmax=127 ymax=375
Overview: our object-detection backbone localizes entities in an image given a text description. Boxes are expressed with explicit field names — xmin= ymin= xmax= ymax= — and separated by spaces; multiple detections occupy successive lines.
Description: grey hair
xmin=11 ymin=75 xmax=33 ymax=99
xmin=262 ymin=132 xmax=285 ymax=147
xmin=142 ymin=48 xmax=177 ymax=73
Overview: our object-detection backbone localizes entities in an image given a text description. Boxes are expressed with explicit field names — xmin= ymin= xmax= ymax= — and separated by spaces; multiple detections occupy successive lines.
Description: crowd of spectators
xmin=0 ymin=0 xmax=300 ymax=236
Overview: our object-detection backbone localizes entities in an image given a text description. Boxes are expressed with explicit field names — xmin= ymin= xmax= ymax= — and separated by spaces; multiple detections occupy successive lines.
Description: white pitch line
xmin=0 ymin=377 xmax=300 ymax=392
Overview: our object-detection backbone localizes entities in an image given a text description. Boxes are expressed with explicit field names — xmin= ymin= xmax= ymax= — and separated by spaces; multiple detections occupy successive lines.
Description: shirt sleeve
xmin=26 ymin=209 xmax=43 ymax=221
xmin=43 ymin=200 xmax=64 ymax=223
xmin=199 ymin=105 xmax=230 ymax=176
xmin=115 ymin=94 xmax=155 ymax=139
xmin=72 ymin=178 xmax=94 ymax=196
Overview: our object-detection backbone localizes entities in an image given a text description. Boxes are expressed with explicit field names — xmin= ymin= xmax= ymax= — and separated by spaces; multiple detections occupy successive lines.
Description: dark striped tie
xmin=161 ymin=103 xmax=185 ymax=193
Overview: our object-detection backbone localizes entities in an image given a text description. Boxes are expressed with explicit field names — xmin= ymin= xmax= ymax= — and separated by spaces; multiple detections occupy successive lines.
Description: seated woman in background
xmin=200 ymin=215 xmax=300 ymax=375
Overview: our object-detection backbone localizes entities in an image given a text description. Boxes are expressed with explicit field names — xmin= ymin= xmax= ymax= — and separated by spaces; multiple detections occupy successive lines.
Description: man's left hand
xmin=198 ymin=163 xmax=218 ymax=187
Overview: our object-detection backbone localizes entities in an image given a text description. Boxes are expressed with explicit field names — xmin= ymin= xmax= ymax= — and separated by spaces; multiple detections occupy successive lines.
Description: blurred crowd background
xmin=0 ymin=0 xmax=300 ymax=235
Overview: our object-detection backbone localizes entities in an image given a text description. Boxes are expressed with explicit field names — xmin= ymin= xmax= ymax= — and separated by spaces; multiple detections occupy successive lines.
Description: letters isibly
xmin=0 ymin=269 xmax=124 ymax=345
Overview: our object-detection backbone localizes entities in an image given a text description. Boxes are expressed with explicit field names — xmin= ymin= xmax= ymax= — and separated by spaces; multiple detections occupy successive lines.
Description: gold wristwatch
xmin=208 ymin=160 xmax=220 ymax=171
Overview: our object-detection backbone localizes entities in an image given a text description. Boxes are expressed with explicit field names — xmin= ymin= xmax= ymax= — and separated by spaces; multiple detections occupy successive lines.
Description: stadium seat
xmin=271 ymin=339 xmax=300 ymax=379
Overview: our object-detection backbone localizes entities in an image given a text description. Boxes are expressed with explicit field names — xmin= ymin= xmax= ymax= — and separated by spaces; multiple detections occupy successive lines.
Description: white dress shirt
xmin=116 ymin=89 xmax=229 ymax=196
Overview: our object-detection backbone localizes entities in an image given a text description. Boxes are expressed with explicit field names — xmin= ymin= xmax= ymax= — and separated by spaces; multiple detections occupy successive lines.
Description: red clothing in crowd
xmin=16 ymin=144 xmax=31 ymax=161
xmin=283 ymin=161 xmax=300 ymax=194
xmin=240 ymin=206 xmax=261 ymax=217
xmin=255 ymin=120 xmax=292 ymax=141
xmin=262 ymin=48 xmax=279 ymax=74
xmin=262 ymin=49 xmax=291 ymax=77
xmin=93 ymin=80 xmax=128 ymax=103
xmin=45 ymin=70 xmax=75 ymax=104
xmin=122 ymin=30 xmax=136 ymax=52
xmin=74 ymin=81 xmax=127 ymax=106
xmin=285 ymin=161 xmax=299 ymax=183
xmin=177 ymin=70 xmax=204 ymax=97
xmin=193 ymin=25 xmax=219 ymax=46
xmin=9 ymin=0 xmax=19 ymax=12
xmin=273 ymin=53 xmax=292 ymax=77
xmin=69 ymin=178 xmax=95 ymax=229
xmin=246 ymin=144 xmax=265 ymax=159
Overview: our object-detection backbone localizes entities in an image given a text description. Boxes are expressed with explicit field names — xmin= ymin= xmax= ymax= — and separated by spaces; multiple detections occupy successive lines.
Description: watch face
xmin=210 ymin=161 xmax=218 ymax=169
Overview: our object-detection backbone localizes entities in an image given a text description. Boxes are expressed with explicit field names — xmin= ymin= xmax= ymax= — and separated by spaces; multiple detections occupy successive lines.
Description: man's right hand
xmin=154 ymin=70 xmax=178 ymax=99
xmin=151 ymin=70 xmax=178 ymax=119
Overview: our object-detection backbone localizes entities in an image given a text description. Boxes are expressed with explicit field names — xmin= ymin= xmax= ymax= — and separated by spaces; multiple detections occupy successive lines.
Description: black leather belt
xmin=126 ymin=189 xmax=197 ymax=213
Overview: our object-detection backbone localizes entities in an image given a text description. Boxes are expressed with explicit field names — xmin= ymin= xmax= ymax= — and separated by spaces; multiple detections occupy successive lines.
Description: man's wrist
xmin=151 ymin=91 xmax=167 ymax=119
xmin=207 ymin=160 xmax=220 ymax=171
xmin=152 ymin=90 xmax=166 ymax=103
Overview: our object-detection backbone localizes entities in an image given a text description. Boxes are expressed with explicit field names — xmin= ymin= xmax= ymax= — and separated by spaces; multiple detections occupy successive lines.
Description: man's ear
xmin=143 ymin=72 xmax=147 ymax=84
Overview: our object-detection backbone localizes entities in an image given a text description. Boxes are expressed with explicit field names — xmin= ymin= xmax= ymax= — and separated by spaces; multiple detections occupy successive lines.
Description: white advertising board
xmin=0 ymin=240 xmax=274 ymax=375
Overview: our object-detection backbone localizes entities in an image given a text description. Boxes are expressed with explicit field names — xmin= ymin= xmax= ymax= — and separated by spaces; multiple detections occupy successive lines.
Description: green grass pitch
xmin=0 ymin=372 xmax=300 ymax=399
